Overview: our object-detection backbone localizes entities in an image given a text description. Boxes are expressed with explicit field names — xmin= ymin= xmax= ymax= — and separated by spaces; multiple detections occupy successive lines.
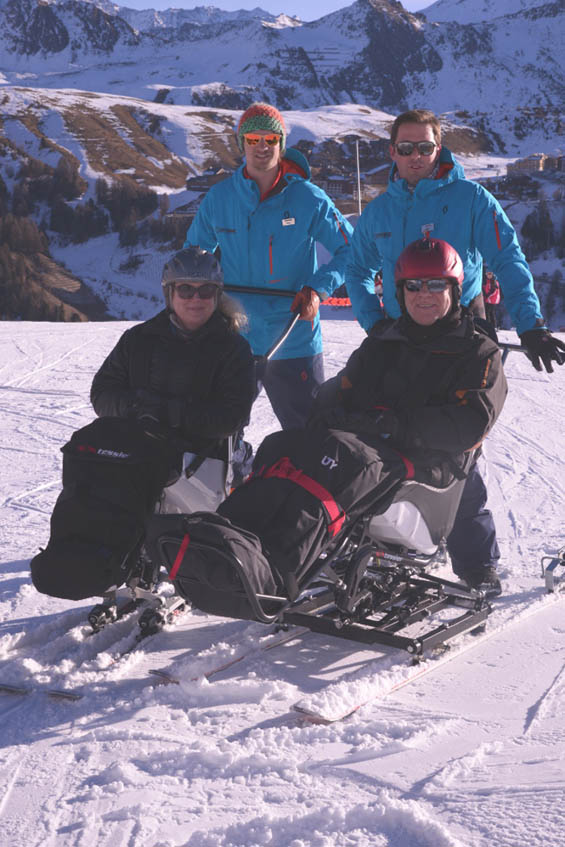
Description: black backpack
xmin=144 ymin=511 xmax=279 ymax=621
xmin=30 ymin=417 xmax=181 ymax=600
xmin=149 ymin=427 xmax=406 ymax=621
xmin=220 ymin=427 xmax=406 ymax=599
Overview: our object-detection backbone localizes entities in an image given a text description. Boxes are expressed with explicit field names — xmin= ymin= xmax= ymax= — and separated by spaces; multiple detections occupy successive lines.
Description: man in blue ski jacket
xmin=346 ymin=108 xmax=565 ymax=592
xmin=184 ymin=102 xmax=353 ymax=436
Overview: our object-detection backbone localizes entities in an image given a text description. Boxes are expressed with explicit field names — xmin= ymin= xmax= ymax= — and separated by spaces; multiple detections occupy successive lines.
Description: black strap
xmin=184 ymin=454 xmax=207 ymax=479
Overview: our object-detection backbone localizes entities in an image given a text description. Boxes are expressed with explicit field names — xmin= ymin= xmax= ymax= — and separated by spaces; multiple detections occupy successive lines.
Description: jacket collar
xmin=387 ymin=146 xmax=465 ymax=198
xmin=239 ymin=146 xmax=310 ymax=202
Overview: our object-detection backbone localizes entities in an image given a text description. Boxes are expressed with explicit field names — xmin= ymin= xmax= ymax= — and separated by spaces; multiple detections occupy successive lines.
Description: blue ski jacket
xmin=184 ymin=148 xmax=353 ymax=359
xmin=347 ymin=147 xmax=543 ymax=335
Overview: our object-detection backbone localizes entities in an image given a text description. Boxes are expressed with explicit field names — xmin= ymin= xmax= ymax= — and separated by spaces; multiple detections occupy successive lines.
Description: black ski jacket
xmin=90 ymin=309 xmax=255 ymax=455
xmin=314 ymin=312 xmax=508 ymax=484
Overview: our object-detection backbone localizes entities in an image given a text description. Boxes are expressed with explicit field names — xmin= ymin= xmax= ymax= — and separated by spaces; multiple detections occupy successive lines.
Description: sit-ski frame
xmin=278 ymin=542 xmax=491 ymax=659
xmin=245 ymin=515 xmax=493 ymax=659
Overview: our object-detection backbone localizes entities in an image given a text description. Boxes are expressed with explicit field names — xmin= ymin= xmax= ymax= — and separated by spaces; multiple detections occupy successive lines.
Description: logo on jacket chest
xmin=282 ymin=210 xmax=295 ymax=226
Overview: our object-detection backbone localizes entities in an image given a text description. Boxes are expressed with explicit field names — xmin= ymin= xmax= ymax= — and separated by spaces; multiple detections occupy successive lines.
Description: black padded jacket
xmin=90 ymin=309 xmax=255 ymax=456
xmin=315 ymin=312 xmax=508 ymax=484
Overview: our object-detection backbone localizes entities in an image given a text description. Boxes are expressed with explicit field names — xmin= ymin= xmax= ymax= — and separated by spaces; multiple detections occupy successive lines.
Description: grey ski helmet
xmin=162 ymin=247 xmax=223 ymax=308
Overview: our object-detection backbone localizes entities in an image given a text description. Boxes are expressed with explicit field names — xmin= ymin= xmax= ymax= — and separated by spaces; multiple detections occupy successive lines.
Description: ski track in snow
xmin=0 ymin=321 xmax=564 ymax=847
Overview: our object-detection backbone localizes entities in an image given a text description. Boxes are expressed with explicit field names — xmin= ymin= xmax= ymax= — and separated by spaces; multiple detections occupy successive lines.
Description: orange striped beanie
xmin=237 ymin=102 xmax=286 ymax=152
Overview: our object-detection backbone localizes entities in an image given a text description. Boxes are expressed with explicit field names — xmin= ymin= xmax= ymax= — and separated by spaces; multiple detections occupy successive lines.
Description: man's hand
xmin=519 ymin=328 xmax=565 ymax=374
xmin=291 ymin=286 xmax=321 ymax=321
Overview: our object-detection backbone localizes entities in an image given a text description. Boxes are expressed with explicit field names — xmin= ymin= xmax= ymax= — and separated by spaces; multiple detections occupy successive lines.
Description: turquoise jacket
xmin=184 ymin=148 xmax=353 ymax=358
xmin=347 ymin=147 xmax=543 ymax=335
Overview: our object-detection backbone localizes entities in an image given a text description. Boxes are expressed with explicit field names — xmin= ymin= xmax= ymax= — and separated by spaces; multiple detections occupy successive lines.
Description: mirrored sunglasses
xmin=174 ymin=282 xmax=221 ymax=300
xmin=395 ymin=141 xmax=437 ymax=157
xmin=244 ymin=133 xmax=281 ymax=147
xmin=403 ymin=278 xmax=450 ymax=293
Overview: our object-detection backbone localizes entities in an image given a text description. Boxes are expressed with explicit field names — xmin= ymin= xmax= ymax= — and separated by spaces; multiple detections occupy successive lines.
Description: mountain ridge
xmin=0 ymin=0 xmax=563 ymax=153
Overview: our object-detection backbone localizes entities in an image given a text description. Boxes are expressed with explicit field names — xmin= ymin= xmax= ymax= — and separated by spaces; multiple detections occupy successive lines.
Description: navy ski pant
xmin=231 ymin=354 xmax=325 ymax=486
xmin=255 ymin=353 xmax=325 ymax=430
xmin=447 ymin=462 xmax=500 ymax=578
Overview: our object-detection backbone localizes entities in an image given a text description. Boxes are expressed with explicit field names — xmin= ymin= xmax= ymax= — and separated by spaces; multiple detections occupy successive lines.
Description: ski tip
xmin=0 ymin=684 xmax=83 ymax=700
xmin=0 ymin=683 xmax=30 ymax=696
xmin=292 ymin=702 xmax=360 ymax=724
xmin=292 ymin=704 xmax=335 ymax=725
xmin=46 ymin=688 xmax=84 ymax=701
xmin=148 ymin=669 xmax=180 ymax=685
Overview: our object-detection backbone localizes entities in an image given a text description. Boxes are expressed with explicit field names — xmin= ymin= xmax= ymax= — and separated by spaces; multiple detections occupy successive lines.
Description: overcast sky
xmin=121 ymin=1 xmax=431 ymax=19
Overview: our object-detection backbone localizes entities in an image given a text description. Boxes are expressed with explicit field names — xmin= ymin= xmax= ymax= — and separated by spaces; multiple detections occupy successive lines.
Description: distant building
xmin=185 ymin=168 xmax=231 ymax=193
xmin=507 ymin=154 xmax=547 ymax=174
xmin=316 ymin=175 xmax=355 ymax=197
xmin=507 ymin=154 xmax=564 ymax=175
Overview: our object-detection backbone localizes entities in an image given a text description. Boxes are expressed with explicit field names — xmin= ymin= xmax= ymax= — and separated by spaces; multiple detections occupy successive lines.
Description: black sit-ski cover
xmin=31 ymin=417 xmax=180 ymax=600
xmin=154 ymin=427 xmax=407 ymax=619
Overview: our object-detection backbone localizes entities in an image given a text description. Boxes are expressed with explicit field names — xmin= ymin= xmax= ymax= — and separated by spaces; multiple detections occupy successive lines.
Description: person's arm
xmin=90 ymin=330 xmax=139 ymax=419
xmin=472 ymin=187 xmax=541 ymax=334
xmin=472 ymin=187 xmax=565 ymax=372
xmin=306 ymin=196 xmax=354 ymax=301
xmin=183 ymin=190 xmax=219 ymax=253
xmin=345 ymin=208 xmax=386 ymax=332
xmin=168 ymin=336 xmax=255 ymax=440
xmin=397 ymin=349 xmax=508 ymax=455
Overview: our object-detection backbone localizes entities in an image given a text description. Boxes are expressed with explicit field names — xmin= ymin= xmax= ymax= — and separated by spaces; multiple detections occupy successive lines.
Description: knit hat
xmin=237 ymin=102 xmax=286 ymax=152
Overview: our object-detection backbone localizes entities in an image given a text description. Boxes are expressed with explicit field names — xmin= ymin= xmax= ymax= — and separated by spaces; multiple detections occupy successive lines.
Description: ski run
xmin=1 ymin=318 xmax=564 ymax=847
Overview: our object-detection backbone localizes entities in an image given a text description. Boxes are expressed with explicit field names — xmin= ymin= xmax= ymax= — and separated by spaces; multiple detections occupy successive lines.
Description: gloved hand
xmin=373 ymin=409 xmax=401 ymax=440
xmin=519 ymin=328 xmax=565 ymax=374
xmin=291 ymin=286 xmax=321 ymax=321
xmin=133 ymin=388 xmax=166 ymax=423
xmin=310 ymin=406 xmax=401 ymax=440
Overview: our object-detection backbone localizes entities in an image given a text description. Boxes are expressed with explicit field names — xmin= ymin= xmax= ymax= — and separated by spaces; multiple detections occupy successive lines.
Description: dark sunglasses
xmin=395 ymin=141 xmax=437 ymax=157
xmin=244 ymin=133 xmax=281 ymax=147
xmin=174 ymin=282 xmax=221 ymax=300
xmin=403 ymin=278 xmax=451 ymax=293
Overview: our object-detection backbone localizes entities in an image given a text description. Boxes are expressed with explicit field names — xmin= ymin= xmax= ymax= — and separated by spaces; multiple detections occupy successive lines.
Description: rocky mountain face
xmin=1 ymin=0 xmax=139 ymax=57
xmin=0 ymin=0 xmax=563 ymax=152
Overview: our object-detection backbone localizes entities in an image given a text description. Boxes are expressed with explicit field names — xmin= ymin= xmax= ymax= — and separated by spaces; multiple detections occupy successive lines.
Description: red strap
xmin=261 ymin=456 xmax=345 ymax=536
xmin=392 ymin=451 xmax=415 ymax=480
xmin=169 ymin=533 xmax=190 ymax=580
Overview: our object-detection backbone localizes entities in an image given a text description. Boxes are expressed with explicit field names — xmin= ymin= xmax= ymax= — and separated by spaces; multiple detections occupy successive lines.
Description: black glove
xmin=373 ymin=409 xmax=401 ymax=440
xmin=132 ymin=388 xmax=166 ymax=423
xmin=519 ymin=328 xmax=565 ymax=374
xmin=311 ymin=406 xmax=400 ymax=440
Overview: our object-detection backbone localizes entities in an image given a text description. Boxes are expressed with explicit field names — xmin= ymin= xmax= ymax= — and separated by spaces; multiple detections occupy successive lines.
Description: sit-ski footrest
xmin=541 ymin=547 xmax=565 ymax=593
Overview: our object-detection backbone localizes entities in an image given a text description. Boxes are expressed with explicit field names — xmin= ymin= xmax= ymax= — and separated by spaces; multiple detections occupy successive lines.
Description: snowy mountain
xmin=0 ymin=0 xmax=563 ymax=152
xmin=1 ymin=316 xmax=564 ymax=845
xmin=423 ymin=0 xmax=548 ymax=24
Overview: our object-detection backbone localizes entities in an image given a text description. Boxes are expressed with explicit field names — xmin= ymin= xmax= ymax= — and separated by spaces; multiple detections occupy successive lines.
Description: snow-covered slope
xmin=0 ymin=0 xmax=563 ymax=152
xmin=423 ymin=0 xmax=547 ymax=23
xmin=0 ymin=318 xmax=564 ymax=845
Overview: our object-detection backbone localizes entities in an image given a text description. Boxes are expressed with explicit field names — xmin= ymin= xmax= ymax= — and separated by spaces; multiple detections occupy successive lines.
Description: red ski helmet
xmin=394 ymin=238 xmax=464 ymax=289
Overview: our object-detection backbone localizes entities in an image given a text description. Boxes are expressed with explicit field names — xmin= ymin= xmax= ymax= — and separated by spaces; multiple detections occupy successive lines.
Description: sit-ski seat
xmin=156 ymin=436 xmax=234 ymax=515
xmin=365 ymin=466 xmax=470 ymax=556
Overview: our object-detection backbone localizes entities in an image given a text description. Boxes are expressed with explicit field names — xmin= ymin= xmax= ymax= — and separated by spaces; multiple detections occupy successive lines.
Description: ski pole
xmin=224 ymin=284 xmax=297 ymax=299
xmin=500 ymin=342 xmax=526 ymax=364
xmin=264 ymin=311 xmax=301 ymax=361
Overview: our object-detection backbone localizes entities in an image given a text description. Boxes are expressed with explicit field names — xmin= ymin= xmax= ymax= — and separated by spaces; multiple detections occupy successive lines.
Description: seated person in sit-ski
xmin=313 ymin=237 xmax=508 ymax=592
xmin=90 ymin=247 xmax=255 ymax=459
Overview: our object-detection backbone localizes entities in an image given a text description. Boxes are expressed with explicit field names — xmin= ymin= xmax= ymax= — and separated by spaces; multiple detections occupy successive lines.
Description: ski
xmin=292 ymin=588 xmax=565 ymax=724
xmin=148 ymin=625 xmax=310 ymax=686
xmin=0 ymin=683 xmax=83 ymax=701
xmin=101 ymin=594 xmax=189 ymax=668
